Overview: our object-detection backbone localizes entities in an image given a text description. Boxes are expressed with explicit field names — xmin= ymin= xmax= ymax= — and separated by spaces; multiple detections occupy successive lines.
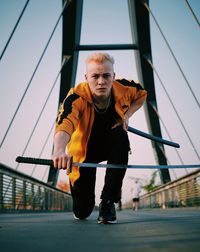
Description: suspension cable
xmin=2 ymin=56 xmax=69 ymax=197
xmin=146 ymin=56 xmax=200 ymax=161
xmin=3 ymin=121 xmax=56 ymax=198
xmin=148 ymin=102 xmax=186 ymax=166
xmin=185 ymin=0 xmax=200 ymax=28
xmin=0 ymin=0 xmax=30 ymax=61
xmin=143 ymin=2 xmax=200 ymax=109
xmin=0 ymin=1 xmax=70 ymax=151
xmin=148 ymin=101 xmax=188 ymax=175
xmin=15 ymin=56 xmax=70 ymax=171
xmin=31 ymin=120 xmax=55 ymax=179
xmin=19 ymin=135 xmax=56 ymax=207
xmin=155 ymin=141 xmax=178 ymax=179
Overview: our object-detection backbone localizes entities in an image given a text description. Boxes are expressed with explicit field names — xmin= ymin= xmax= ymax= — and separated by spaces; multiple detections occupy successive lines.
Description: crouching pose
xmin=52 ymin=52 xmax=147 ymax=224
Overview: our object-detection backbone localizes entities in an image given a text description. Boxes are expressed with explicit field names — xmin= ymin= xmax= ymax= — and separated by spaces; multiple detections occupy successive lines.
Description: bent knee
xmin=73 ymin=199 xmax=95 ymax=219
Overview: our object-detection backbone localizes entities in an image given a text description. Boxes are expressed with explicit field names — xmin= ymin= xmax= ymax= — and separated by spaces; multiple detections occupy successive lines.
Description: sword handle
xmin=16 ymin=156 xmax=73 ymax=174
xmin=66 ymin=156 xmax=73 ymax=174
xmin=16 ymin=156 xmax=53 ymax=166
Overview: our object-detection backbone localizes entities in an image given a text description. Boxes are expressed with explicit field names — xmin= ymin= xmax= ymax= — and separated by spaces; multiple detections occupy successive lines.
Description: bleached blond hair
xmin=85 ymin=52 xmax=115 ymax=65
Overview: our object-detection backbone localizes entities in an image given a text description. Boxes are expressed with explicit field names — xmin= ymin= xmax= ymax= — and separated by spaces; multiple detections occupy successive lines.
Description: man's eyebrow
xmin=90 ymin=72 xmax=112 ymax=76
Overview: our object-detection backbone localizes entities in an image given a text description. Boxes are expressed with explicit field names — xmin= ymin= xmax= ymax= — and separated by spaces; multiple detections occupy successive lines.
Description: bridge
xmin=1 ymin=162 xmax=200 ymax=251
xmin=1 ymin=209 xmax=200 ymax=252
xmin=0 ymin=0 xmax=200 ymax=251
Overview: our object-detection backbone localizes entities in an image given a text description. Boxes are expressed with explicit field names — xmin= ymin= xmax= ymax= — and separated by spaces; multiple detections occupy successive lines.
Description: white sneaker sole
xmin=98 ymin=219 xmax=117 ymax=224
xmin=73 ymin=214 xmax=80 ymax=220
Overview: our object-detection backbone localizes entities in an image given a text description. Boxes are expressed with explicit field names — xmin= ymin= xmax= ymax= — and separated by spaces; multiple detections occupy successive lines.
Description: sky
xmin=0 ymin=0 xmax=199 ymax=204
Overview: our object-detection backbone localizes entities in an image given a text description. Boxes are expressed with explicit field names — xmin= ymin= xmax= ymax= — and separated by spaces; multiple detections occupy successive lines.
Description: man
xmin=131 ymin=180 xmax=141 ymax=211
xmin=52 ymin=52 xmax=147 ymax=224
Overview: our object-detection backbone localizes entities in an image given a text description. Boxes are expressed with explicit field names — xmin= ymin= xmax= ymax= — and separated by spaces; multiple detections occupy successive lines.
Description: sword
xmin=127 ymin=126 xmax=180 ymax=148
xmin=16 ymin=156 xmax=199 ymax=172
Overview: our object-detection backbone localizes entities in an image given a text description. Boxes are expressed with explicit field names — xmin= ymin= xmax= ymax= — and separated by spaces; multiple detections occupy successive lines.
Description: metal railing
xmin=0 ymin=163 xmax=72 ymax=213
xmin=139 ymin=168 xmax=200 ymax=209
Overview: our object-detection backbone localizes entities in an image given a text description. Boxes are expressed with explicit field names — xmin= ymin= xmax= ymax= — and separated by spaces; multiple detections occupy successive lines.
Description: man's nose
xmin=98 ymin=76 xmax=105 ymax=85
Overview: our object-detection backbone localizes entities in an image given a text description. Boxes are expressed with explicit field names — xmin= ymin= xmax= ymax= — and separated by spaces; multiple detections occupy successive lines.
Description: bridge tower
xmin=47 ymin=0 xmax=171 ymax=186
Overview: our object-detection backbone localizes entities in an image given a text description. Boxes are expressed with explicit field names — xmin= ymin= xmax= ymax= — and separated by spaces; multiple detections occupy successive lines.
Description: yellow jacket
xmin=55 ymin=79 xmax=147 ymax=185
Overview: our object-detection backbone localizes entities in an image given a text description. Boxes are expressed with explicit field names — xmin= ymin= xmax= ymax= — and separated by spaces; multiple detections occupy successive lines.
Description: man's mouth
xmin=97 ymin=88 xmax=107 ymax=92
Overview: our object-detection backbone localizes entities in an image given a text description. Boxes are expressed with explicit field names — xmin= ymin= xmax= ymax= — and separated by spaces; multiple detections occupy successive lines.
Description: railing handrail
xmin=136 ymin=167 xmax=200 ymax=209
xmin=0 ymin=162 xmax=71 ymax=196
xmin=141 ymin=167 xmax=200 ymax=197
xmin=0 ymin=162 xmax=72 ymax=212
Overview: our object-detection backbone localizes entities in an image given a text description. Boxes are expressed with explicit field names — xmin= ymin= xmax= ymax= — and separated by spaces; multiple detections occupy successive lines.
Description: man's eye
xmin=92 ymin=75 xmax=98 ymax=79
xmin=103 ymin=74 xmax=111 ymax=79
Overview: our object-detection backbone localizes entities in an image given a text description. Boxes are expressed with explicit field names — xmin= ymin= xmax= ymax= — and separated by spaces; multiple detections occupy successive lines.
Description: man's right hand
xmin=52 ymin=131 xmax=71 ymax=170
xmin=52 ymin=151 xmax=69 ymax=170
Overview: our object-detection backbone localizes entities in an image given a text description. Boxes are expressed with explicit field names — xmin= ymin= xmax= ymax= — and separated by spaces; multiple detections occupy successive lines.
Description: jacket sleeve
xmin=55 ymin=89 xmax=82 ymax=136
xmin=116 ymin=78 xmax=147 ymax=103
xmin=115 ymin=78 xmax=142 ymax=88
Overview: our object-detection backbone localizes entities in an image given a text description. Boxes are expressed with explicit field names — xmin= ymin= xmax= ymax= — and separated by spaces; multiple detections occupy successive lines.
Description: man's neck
xmin=92 ymin=94 xmax=111 ymax=109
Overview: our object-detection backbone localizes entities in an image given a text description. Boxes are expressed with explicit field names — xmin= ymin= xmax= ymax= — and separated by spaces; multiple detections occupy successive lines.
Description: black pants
xmin=70 ymin=126 xmax=130 ymax=219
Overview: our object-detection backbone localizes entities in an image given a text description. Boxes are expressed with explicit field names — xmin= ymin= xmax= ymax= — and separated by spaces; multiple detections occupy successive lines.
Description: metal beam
xmin=76 ymin=44 xmax=138 ymax=51
xmin=59 ymin=0 xmax=83 ymax=101
xmin=128 ymin=0 xmax=171 ymax=183
xmin=47 ymin=0 xmax=83 ymax=186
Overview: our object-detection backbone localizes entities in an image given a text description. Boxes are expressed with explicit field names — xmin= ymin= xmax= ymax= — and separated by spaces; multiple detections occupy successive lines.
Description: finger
xmin=111 ymin=122 xmax=120 ymax=129
xmin=123 ymin=125 xmax=127 ymax=131
xmin=123 ymin=122 xmax=128 ymax=132
xmin=52 ymin=157 xmax=58 ymax=169
xmin=58 ymin=157 xmax=64 ymax=169
xmin=62 ymin=157 xmax=68 ymax=170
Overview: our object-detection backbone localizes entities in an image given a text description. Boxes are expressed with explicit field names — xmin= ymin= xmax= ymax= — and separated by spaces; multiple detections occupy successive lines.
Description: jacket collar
xmin=73 ymin=82 xmax=93 ymax=103
xmin=112 ymin=81 xmax=128 ymax=101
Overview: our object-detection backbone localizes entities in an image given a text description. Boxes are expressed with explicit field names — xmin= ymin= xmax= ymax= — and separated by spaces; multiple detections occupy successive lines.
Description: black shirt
xmin=87 ymin=97 xmax=119 ymax=152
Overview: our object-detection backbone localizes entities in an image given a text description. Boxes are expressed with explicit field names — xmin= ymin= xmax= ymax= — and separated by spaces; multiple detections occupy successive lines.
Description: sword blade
xmin=72 ymin=162 xmax=200 ymax=169
xmin=16 ymin=156 xmax=200 ymax=169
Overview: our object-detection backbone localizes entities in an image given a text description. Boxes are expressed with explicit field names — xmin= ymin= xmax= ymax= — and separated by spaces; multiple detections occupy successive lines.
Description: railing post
xmin=44 ymin=188 xmax=49 ymax=210
xmin=12 ymin=177 xmax=16 ymax=210
xmin=161 ymin=190 xmax=166 ymax=209
xmin=0 ymin=173 xmax=3 ymax=210
xmin=38 ymin=186 xmax=41 ymax=210
xmin=22 ymin=180 xmax=27 ymax=210
xmin=194 ymin=177 xmax=200 ymax=206
xmin=31 ymin=183 xmax=35 ymax=210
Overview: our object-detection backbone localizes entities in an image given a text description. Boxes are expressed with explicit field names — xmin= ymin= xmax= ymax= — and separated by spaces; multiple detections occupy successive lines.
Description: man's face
xmin=85 ymin=61 xmax=115 ymax=99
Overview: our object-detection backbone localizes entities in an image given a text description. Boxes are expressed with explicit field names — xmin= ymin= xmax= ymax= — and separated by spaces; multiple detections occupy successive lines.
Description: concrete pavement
xmin=0 ymin=208 xmax=200 ymax=252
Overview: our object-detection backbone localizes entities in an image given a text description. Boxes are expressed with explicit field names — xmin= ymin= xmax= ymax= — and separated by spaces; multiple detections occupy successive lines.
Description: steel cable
xmin=146 ymin=56 xmax=200 ymax=161
xmin=15 ymin=57 xmax=70 ymax=171
xmin=0 ymin=0 xmax=30 ymax=61
xmin=185 ymin=0 xmax=200 ymax=28
xmin=0 ymin=1 xmax=70 ymax=150
xmin=144 ymin=2 xmax=200 ymax=109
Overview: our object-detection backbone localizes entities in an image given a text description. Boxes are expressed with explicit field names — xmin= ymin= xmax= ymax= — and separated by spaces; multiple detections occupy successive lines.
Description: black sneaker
xmin=98 ymin=200 xmax=117 ymax=224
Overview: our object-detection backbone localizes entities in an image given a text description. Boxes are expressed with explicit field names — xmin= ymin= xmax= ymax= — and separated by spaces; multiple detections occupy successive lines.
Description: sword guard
xmin=66 ymin=156 xmax=73 ymax=175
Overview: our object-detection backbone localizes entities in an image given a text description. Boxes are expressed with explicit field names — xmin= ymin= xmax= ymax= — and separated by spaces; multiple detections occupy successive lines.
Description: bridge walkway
xmin=1 ymin=208 xmax=200 ymax=252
